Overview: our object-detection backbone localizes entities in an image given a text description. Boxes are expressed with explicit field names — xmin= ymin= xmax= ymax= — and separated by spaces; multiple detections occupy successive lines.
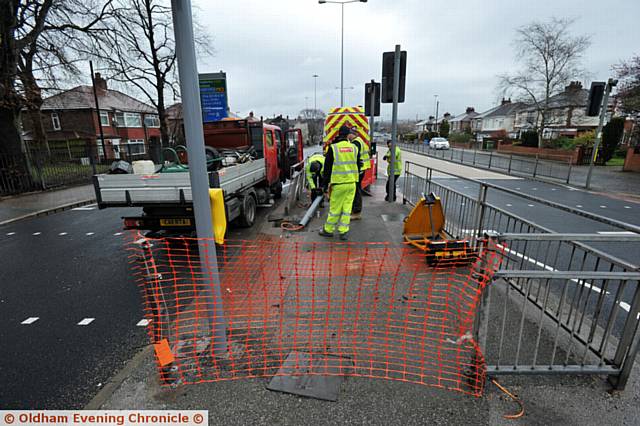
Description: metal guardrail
xmin=402 ymin=162 xmax=640 ymax=390
xmin=398 ymin=142 xmax=583 ymax=187
xmin=284 ymin=159 xmax=306 ymax=215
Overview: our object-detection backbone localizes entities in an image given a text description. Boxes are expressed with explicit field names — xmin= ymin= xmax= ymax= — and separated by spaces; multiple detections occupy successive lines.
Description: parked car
xmin=429 ymin=137 xmax=450 ymax=150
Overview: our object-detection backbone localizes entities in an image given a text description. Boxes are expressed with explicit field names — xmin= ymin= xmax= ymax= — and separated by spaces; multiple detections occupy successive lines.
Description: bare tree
xmin=498 ymin=18 xmax=590 ymax=148
xmin=88 ymin=0 xmax=213 ymax=146
xmin=614 ymin=55 xmax=640 ymax=113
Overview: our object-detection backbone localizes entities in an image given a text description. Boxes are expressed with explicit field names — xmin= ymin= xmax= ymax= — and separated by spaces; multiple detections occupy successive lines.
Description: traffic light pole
xmin=369 ymin=79 xmax=375 ymax=149
xmin=389 ymin=44 xmax=401 ymax=203
xmin=586 ymin=78 xmax=614 ymax=190
xmin=170 ymin=0 xmax=227 ymax=354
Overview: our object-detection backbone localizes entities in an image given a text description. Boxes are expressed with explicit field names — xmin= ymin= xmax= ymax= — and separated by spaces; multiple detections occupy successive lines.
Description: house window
xmin=100 ymin=111 xmax=109 ymax=126
xmin=124 ymin=112 xmax=142 ymax=127
xmin=126 ymin=139 xmax=146 ymax=155
xmin=144 ymin=114 xmax=160 ymax=128
xmin=51 ymin=113 xmax=61 ymax=130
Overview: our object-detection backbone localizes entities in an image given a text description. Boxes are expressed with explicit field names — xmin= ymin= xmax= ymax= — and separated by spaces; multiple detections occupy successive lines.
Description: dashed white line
xmin=551 ymin=188 xmax=557 ymax=191
xmin=77 ymin=318 xmax=95 ymax=326
xmin=6 ymin=232 xmax=15 ymax=236
xmin=32 ymin=232 xmax=41 ymax=236
xmin=532 ymin=188 xmax=538 ymax=191
xmin=506 ymin=204 xmax=513 ymax=207
xmin=136 ymin=319 xmax=151 ymax=327
xmin=624 ymin=206 xmax=631 ymax=209
xmin=600 ymin=205 xmax=607 ymax=209
xmin=576 ymin=205 xmax=583 ymax=208
xmin=58 ymin=232 xmax=67 ymax=236
xmin=515 ymin=187 xmax=521 ymax=190
xmin=527 ymin=204 xmax=534 ymax=207
xmin=21 ymin=317 xmax=39 ymax=325
xmin=86 ymin=232 xmax=95 ymax=236
xmin=114 ymin=232 xmax=123 ymax=236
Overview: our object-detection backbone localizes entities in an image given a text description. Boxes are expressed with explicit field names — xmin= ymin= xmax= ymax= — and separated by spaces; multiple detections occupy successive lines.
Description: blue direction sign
xmin=199 ymin=72 xmax=228 ymax=122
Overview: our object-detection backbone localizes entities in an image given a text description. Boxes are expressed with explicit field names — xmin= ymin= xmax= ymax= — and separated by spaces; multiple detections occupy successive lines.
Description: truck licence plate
xmin=160 ymin=218 xmax=192 ymax=227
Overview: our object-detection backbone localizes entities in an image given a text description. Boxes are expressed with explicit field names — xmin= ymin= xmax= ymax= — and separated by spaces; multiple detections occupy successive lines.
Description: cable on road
xmin=491 ymin=378 xmax=525 ymax=419
xmin=280 ymin=221 xmax=304 ymax=231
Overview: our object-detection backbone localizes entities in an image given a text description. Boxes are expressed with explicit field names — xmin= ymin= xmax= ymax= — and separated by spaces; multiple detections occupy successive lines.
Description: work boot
xmin=351 ymin=213 xmax=362 ymax=221
xmin=339 ymin=232 xmax=349 ymax=241
xmin=318 ymin=229 xmax=333 ymax=238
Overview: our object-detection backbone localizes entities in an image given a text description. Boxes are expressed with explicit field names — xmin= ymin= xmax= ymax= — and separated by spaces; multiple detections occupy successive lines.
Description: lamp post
xmin=335 ymin=86 xmax=355 ymax=105
xmin=318 ymin=0 xmax=367 ymax=107
xmin=312 ymin=74 xmax=319 ymax=112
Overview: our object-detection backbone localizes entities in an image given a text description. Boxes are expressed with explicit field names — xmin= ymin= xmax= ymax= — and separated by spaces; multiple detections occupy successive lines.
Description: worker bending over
xmin=305 ymin=152 xmax=325 ymax=204
xmin=347 ymin=127 xmax=371 ymax=220
xmin=319 ymin=125 xmax=361 ymax=240
xmin=383 ymin=140 xmax=402 ymax=202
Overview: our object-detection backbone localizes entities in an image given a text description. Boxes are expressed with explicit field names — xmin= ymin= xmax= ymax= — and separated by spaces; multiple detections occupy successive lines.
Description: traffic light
xmin=365 ymin=81 xmax=380 ymax=116
xmin=586 ymin=82 xmax=605 ymax=117
xmin=381 ymin=51 xmax=406 ymax=103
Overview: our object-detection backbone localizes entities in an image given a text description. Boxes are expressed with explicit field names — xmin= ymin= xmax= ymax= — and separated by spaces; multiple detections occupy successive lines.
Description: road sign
xmin=199 ymin=72 xmax=228 ymax=122
xmin=365 ymin=81 xmax=381 ymax=116
xmin=382 ymin=50 xmax=406 ymax=103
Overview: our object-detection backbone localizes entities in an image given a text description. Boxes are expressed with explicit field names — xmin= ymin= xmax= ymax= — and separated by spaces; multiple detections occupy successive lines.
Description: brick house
xmin=474 ymin=99 xmax=527 ymax=140
xmin=22 ymin=73 xmax=161 ymax=161
xmin=513 ymin=81 xmax=610 ymax=139
xmin=449 ymin=107 xmax=479 ymax=133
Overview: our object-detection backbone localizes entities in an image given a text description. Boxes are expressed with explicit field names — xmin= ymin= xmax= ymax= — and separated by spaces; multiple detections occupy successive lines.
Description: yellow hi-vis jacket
xmin=305 ymin=153 xmax=325 ymax=189
xmin=384 ymin=146 xmax=402 ymax=176
xmin=330 ymin=140 xmax=359 ymax=184
xmin=351 ymin=137 xmax=371 ymax=171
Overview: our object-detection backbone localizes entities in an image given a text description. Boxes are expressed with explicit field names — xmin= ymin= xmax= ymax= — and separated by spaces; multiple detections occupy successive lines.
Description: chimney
xmin=249 ymin=111 xmax=254 ymax=118
xmin=565 ymin=81 xmax=583 ymax=92
xmin=443 ymin=112 xmax=451 ymax=119
xmin=466 ymin=107 xmax=475 ymax=114
xmin=94 ymin=72 xmax=107 ymax=91
xmin=501 ymin=98 xmax=511 ymax=105
xmin=428 ymin=115 xmax=435 ymax=120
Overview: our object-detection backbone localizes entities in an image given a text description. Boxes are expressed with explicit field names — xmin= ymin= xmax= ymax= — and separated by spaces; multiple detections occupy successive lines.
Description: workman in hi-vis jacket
xmin=305 ymin=152 xmax=325 ymax=205
xmin=347 ymin=127 xmax=371 ymax=220
xmin=318 ymin=125 xmax=362 ymax=240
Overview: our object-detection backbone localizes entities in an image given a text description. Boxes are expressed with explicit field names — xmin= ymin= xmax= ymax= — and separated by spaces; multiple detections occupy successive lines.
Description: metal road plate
xmin=266 ymin=351 xmax=351 ymax=401
xmin=381 ymin=214 xmax=405 ymax=222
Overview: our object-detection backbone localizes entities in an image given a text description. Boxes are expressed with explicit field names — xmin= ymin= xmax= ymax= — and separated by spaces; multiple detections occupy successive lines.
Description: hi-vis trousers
xmin=323 ymin=182 xmax=356 ymax=234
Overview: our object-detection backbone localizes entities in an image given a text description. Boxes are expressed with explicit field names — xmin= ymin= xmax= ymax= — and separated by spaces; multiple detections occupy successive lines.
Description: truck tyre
xmin=272 ymin=181 xmax=283 ymax=199
xmin=205 ymin=146 xmax=222 ymax=171
xmin=238 ymin=194 xmax=256 ymax=227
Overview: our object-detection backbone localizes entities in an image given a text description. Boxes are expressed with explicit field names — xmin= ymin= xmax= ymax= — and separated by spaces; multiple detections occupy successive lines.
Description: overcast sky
xmin=194 ymin=0 xmax=639 ymax=121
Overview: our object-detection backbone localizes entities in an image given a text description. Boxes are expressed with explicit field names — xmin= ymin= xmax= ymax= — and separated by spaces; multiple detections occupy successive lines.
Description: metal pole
xmin=170 ymin=0 xmax=227 ymax=354
xmin=435 ymin=100 xmax=439 ymax=136
xmin=586 ymin=79 xmax=614 ymax=189
xmin=389 ymin=44 xmax=401 ymax=203
xmin=313 ymin=74 xmax=318 ymax=111
xmin=89 ymin=61 xmax=104 ymax=173
xmin=340 ymin=3 xmax=344 ymax=107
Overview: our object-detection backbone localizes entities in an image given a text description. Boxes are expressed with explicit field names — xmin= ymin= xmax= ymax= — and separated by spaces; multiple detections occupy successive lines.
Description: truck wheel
xmin=238 ymin=194 xmax=256 ymax=227
xmin=272 ymin=181 xmax=283 ymax=199
xmin=205 ymin=146 xmax=222 ymax=171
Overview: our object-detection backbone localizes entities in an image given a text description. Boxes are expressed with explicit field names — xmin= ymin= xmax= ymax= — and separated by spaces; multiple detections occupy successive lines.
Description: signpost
xmin=365 ymin=80 xmax=380 ymax=151
xmin=199 ymin=72 xmax=229 ymax=122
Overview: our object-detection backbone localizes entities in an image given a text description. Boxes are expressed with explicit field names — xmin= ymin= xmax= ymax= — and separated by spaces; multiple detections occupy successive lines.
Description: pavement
xmin=0 ymin=184 xmax=95 ymax=224
xmin=85 ymin=167 xmax=640 ymax=425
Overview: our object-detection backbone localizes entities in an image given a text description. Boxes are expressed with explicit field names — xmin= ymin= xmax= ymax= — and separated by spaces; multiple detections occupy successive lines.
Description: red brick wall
xmin=497 ymin=142 xmax=579 ymax=164
xmin=623 ymin=147 xmax=640 ymax=172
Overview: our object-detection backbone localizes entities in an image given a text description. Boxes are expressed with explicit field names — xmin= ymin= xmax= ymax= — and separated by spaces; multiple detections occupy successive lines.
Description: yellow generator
xmin=403 ymin=193 xmax=475 ymax=265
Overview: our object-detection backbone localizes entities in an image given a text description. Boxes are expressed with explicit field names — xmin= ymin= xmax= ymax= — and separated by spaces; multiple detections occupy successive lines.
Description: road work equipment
xmin=403 ymin=193 xmax=475 ymax=265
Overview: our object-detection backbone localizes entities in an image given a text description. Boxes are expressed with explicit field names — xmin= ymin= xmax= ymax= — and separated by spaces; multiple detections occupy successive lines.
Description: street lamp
xmin=312 ymin=74 xmax=319 ymax=112
xmin=319 ymin=0 xmax=367 ymax=107
xmin=335 ymin=86 xmax=355 ymax=105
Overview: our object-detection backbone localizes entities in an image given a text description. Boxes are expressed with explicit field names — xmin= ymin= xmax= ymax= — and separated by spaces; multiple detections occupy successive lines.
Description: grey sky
xmin=195 ymin=0 xmax=639 ymax=121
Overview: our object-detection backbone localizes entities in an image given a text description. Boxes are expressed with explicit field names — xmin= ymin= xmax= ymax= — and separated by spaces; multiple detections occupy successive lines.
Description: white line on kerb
xmin=72 ymin=204 xmax=97 ymax=211
xmin=136 ymin=319 xmax=151 ymax=327
xmin=77 ymin=318 xmax=95 ymax=326
xmin=597 ymin=231 xmax=637 ymax=235
xmin=21 ymin=317 xmax=39 ymax=325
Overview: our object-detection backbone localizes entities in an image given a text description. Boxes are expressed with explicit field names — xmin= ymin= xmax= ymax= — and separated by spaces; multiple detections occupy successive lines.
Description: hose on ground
xmin=491 ymin=378 xmax=525 ymax=419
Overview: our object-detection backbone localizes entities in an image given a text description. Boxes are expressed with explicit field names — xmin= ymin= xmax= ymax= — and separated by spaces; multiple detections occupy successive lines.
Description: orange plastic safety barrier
xmin=128 ymin=235 xmax=503 ymax=397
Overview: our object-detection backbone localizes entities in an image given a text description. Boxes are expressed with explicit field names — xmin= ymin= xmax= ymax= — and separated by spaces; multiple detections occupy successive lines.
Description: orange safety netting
xmin=128 ymin=235 xmax=503 ymax=396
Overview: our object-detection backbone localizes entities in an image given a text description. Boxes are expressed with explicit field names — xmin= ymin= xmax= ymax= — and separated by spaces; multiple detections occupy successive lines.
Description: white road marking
xmin=532 ymin=188 xmax=538 ymax=190
xmin=21 ymin=317 xmax=39 ymax=325
xmin=77 ymin=318 xmax=95 ymax=326
xmin=114 ymin=232 xmax=123 ymax=236
xmin=551 ymin=188 xmax=557 ymax=191
xmin=576 ymin=205 xmax=583 ymax=208
xmin=515 ymin=187 xmax=521 ymax=190
xmin=497 ymin=244 xmax=608 ymax=295
xmin=72 ymin=206 xmax=96 ymax=211
xmin=506 ymin=204 xmax=513 ymax=207
xmin=32 ymin=232 xmax=41 ymax=236
xmin=597 ymin=231 xmax=637 ymax=235
xmin=600 ymin=205 xmax=607 ymax=208
xmin=527 ymin=204 xmax=534 ymax=207
xmin=86 ymin=232 xmax=95 ymax=236
xmin=624 ymin=206 xmax=631 ymax=209
xmin=58 ymin=232 xmax=67 ymax=236
xmin=6 ymin=232 xmax=15 ymax=236
xmin=136 ymin=319 xmax=151 ymax=327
